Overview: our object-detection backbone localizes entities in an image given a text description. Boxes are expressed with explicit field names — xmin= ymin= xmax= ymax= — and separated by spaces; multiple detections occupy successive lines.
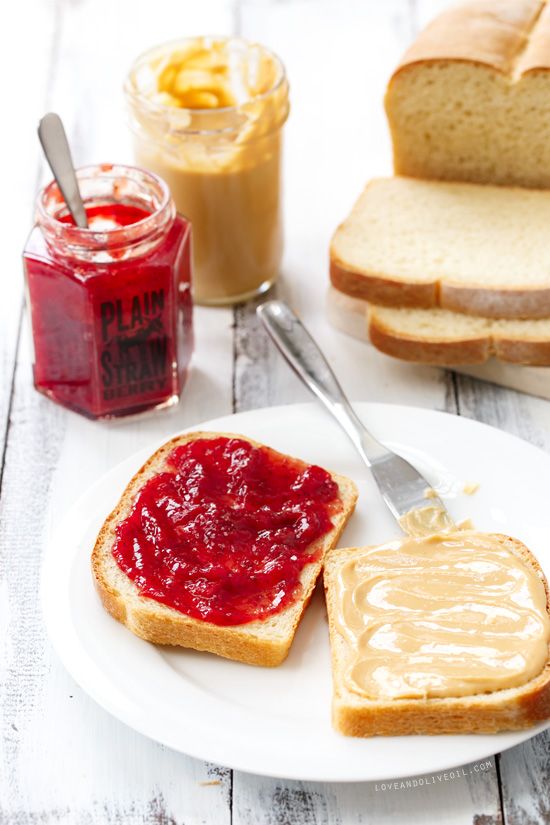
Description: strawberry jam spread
xmin=112 ymin=436 xmax=342 ymax=626
xmin=58 ymin=203 xmax=151 ymax=229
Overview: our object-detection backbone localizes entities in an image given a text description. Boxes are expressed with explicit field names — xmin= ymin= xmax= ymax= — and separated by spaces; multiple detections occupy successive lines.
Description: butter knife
xmin=257 ymin=299 xmax=452 ymax=530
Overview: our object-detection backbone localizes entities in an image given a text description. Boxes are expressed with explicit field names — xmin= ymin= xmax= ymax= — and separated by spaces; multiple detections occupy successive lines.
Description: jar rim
xmin=124 ymin=36 xmax=289 ymax=136
xmin=37 ymin=163 xmax=174 ymax=251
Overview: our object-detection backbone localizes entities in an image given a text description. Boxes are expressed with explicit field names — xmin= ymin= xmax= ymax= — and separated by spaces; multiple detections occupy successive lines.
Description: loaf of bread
xmin=385 ymin=0 xmax=550 ymax=188
xmin=92 ymin=431 xmax=357 ymax=667
xmin=330 ymin=177 xmax=550 ymax=319
xmin=324 ymin=534 xmax=550 ymax=736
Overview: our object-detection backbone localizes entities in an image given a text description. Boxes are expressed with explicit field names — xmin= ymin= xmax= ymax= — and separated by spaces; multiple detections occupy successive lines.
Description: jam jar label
xmin=94 ymin=281 xmax=173 ymax=409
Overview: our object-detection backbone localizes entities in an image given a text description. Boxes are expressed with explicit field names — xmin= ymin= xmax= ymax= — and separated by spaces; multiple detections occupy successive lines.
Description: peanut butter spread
xmin=334 ymin=531 xmax=550 ymax=700
xmin=136 ymin=39 xmax=281 ymax=111
xmin=398 ymin=504 xmax=456 ymax=537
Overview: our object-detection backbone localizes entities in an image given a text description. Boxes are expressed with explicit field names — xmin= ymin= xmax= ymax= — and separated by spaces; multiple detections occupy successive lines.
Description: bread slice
xmin=326 ymin=286 xmax=550 ymax=400
xmin=328 ymin=283 xmax=550 ymax=366
xmin=330 ymin=177 xmax=550 ymax=318
xmin=92 ymin=431 xmax=358 ymax=667
xmin=324 ymin=534 xmax=550 ymax=736
xmin=385 ymin=0 xmax=550 ymax=189
xmin=368 ymin=305 xmax=550 ymax=366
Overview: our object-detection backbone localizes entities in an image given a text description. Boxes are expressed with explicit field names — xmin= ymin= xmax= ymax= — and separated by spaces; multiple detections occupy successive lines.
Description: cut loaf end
xmin=385 ymin=0 xmax=550 ymax=189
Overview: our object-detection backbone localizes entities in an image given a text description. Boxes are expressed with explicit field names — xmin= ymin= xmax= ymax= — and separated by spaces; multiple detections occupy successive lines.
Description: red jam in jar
xmin=112 ymin=436 xmax=342 ymax=626
xmin=23 ymin=164 xmax=193 ymax=419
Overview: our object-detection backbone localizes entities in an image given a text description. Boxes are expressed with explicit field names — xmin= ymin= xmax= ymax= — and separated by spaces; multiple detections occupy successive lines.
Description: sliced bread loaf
xmin=330 ymin=177 xmax=550 ymax=318
xmin=385 ymin=0 xmax=550 ymax=188
xmin=324 ymin=533 xmax=550 ymax=736
xmin=92 ymin=431 xmax=357 ymax=667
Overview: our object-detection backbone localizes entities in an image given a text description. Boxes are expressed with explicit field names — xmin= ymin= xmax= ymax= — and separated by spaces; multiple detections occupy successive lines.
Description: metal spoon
xmin=38 ymin=113 xmax=88 ymax=228
xmin=257 ymin=299 xmax=453 ymax=530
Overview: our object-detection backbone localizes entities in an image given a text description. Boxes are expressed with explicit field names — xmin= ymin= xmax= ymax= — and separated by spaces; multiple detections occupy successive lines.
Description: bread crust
xmin=330 ymin=258 xmax=438 ymax=309
xmin=331 ymin=253 xmax=550 ymax=320
xmin=367 ymin=304 xmax=550 ymax=366
xmin=331 ymin=256 xmax=550 ymax=320
xmin=495 ymin=337 xmax=550 ymax=364
xmin=368 ymin=315 xmax=491 ymax=365
xmin=92 ymin=431 xmax=358 ymax=667
xmin=324 ymin=534 xmax=550 ymax=736
xmin=441 ymin=283 xmax=550 ymax=320
xmin=330 ymin=176 xmax=550 ymax=319
xmin=387 ymin=1 xmax=548 ymax=81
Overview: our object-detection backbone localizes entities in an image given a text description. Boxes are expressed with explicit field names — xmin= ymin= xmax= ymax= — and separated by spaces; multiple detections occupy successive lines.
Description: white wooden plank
xmin=453 ymin=376 xmax=550 ymax=451
xmin=0 ymin=0 xmax=55 ymax=469
xmin=0 ymin=327 xmax=68 ymax=824
xmin=233 ymin=756 xmax=502 ymax=825
xmin=2 ymin=0 xmax=236 ymax=821
xmin=233 ymin=0 xmax=452 ymax=414
xmin=499 ymin=734 xmax=550 ymax=825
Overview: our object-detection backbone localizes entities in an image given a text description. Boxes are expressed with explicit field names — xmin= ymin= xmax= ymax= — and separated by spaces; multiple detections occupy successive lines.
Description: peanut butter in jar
xmin=125 ymin=37 xmax=290 ymax=305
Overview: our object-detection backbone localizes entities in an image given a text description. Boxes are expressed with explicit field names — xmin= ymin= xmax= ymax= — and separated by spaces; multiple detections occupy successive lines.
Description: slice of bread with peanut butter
xmin=324 ymin=531 xmax=550 ymax=736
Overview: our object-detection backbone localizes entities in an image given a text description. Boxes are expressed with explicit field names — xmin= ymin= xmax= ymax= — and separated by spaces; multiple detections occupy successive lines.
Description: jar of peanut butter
xmin=125 ymin=37 xmax=289 ymax=306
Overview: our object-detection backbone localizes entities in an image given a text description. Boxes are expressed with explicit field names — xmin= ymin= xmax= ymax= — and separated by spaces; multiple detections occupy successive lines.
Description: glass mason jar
xmin=23 ymin=164 xmax=193 ymax=419
xmin=124 ymin=37 xmax=290 ymax=306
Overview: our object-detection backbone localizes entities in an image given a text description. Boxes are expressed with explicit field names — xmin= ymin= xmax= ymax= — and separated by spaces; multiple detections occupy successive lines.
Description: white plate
xmin=42 ymin=402 xmax=550 ymax=782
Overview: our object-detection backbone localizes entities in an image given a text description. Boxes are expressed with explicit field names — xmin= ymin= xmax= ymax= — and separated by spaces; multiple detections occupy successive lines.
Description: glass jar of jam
xmin=23 ymin=164 xmax=193 ymax=419
xmin=124 ymin=37 xmax=290 ymax=306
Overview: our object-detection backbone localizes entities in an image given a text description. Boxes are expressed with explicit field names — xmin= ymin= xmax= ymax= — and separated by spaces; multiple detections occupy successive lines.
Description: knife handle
xmin=256 ymin=300 xmax=386 ymax=465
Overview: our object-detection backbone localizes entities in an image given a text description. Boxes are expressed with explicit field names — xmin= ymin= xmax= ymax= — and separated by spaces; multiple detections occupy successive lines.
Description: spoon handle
xmin=38 ymin=113 xmax=88 ymax=229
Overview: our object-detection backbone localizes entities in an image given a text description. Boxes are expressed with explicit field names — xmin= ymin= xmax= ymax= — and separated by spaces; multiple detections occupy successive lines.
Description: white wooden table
xmin=2 ymin=0 xmax=549 ymax=821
